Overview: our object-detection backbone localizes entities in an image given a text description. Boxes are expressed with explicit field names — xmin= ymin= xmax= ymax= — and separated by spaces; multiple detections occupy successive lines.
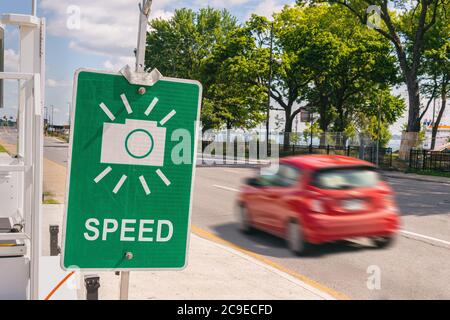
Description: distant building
xmin=422 ymin=123 xmax=450 ymax=150
xmin=47 ymin=124 xmax=70 ymax=134
xmin=0 ymin=118 xmax=17 ymax=128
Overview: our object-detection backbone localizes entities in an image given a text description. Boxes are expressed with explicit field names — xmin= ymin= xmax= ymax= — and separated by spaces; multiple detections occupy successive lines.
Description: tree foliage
xmin=146 ymin=8 xmax=267 ymax=131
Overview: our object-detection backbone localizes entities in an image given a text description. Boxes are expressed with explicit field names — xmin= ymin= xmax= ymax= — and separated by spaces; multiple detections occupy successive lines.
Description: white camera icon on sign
xmin=100 ymin=119 xmax=166 ymax=167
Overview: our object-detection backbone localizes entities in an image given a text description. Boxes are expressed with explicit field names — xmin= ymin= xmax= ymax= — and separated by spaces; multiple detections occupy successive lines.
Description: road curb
xmin=381 ymin=172 xmax=450 ymax=185
xmin=191 ymin=225 xmax=350 ymax=300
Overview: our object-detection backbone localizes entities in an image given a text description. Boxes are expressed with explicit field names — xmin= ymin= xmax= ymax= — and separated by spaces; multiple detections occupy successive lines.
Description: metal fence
xmin=280 ymin=145 xmax=392 ymax=168
xmin=409 ymin=148 xmax=450 ymax=172
xmin=200 ymin=141 xmax=393 ymax=168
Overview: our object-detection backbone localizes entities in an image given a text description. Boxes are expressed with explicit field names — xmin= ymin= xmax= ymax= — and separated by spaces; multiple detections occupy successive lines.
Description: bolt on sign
xmin=62 ymin=69 xmax=202 ymax=270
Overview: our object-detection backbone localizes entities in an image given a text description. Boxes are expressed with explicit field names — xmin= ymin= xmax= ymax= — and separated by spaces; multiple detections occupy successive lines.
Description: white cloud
xmin=151 ymin=9 xmax=175 ymax=21
xmin=40 ymin=0 xmax=176 ymax=69
xmin=47 ymin=78 xmax=71 ymax=88
xmin=4 ymin=49 xmax=19 ymax=72
xmin=251 ymin=0 xmax=293 ymax=19
xmin=39 ymin=0 xmax=294 ymax=72
xmin=206 ymin=0 xmax=252 ymax=6
xmin=103 ymin=56 xmax=135 ymax=72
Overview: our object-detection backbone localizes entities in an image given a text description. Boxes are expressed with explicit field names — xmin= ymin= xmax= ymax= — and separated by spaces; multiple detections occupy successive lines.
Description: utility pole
xmin=266 ymin=22 xmax=274 ymax=153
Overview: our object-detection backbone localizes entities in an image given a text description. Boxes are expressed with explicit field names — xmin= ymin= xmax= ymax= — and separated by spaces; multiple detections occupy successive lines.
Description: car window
xmin=312 ymin=167 xmax=380 ymax=190
xmin=259 ymin=164 xmax=301 ymax=187
xmin=277 ymin=164 xmax=301 ymax=187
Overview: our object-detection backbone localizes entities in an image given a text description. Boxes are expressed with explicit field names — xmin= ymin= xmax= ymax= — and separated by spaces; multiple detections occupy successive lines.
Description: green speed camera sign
xmin=62 ymin=69 xmax=202 ymax=270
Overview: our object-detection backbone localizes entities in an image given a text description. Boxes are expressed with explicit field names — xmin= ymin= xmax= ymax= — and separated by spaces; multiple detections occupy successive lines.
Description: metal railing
xmin=409 ymin=148 xmax=450 ymax=172
xmin=200 ymin=141 xmax=393 ymax=168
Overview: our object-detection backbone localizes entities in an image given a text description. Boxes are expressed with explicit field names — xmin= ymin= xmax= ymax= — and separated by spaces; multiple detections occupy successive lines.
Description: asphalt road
xmin=0 ymin=128 xmax=69 ymax=166
xmin=2 ymin=130 xmax=449 ymax=299
xmin=192 ymin=166 xmax=450 ymax=300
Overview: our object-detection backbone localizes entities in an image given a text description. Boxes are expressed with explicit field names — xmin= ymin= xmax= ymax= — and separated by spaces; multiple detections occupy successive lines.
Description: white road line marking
xmin=160 ymin=110 xmax=176 ymax=126
xmin=94 ymin=166 xmax=112 ymax=183
xmin=213 ymin=184 xmax=239 ymax=192
xmin=99 ymin=102 xmax=115 ymax=121
xmin=139 ymin=175 xmax=151 ymax=195
xmin=156 ymin=169 xmax=171 ymax=186
xmin=112 ymin=175 xmax=127 ymax=194
xmin=224 ymin=169 xmax=244 ymax=174
xmin=145 ymin=97 xmax=158 ymax=116
xmin=400 ymin=230 xmax=450 ymax=247
xmin=120 ymin=93 xmax=133 ymax=114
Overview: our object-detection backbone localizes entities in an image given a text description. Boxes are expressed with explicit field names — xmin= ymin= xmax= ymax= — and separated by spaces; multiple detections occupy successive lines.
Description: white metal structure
xmin=0 ymin=9 xmax=44 ymax=299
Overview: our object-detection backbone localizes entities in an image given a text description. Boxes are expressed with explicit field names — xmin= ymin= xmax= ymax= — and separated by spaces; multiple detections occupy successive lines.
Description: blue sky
xmin=0 ymin=0 xmax=446 ymax=134
xmin=0 ymin=0 xmax=295 ymax=125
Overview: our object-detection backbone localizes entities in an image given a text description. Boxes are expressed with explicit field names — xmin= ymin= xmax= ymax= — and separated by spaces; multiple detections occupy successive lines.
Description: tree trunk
xmin=399 ymin=74 xmax=422 ymax=159
xmin=431 ymin=83 xmax=447 ymax=150
xmin=317 ymin=93 xmax=330 ymax=146
xmin=283 ymin=111 xmax=293 ymax=149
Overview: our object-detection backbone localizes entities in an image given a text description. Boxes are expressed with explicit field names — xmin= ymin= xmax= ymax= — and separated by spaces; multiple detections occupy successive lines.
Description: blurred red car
xmin=237 ymin=155 xmax=399 ymax=255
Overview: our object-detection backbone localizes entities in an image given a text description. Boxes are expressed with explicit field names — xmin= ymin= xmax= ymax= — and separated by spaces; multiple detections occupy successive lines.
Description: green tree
xmin=146 ymin=8 xmax=237 ymax=79
xmin=146 ymin=8 xmax=266 ymax=131
xmin=356 ymin=89 xmax=405 ymax=147
xmin=268 ymin=4 xmax=403 ymax=146
xmin=300 ymin=0 xmax=448 ymax=158
xmin=294 ymin=5 xmax=401 ymax=145
xmin=419 ymin=4 xmax=449 ymax=149
xmin=202 ymin=27 xmax=268 ymax=131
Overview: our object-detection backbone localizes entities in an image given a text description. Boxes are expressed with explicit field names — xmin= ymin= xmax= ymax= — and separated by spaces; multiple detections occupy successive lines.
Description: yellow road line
xmin=191 ymin=224 xmax=351 ymax=300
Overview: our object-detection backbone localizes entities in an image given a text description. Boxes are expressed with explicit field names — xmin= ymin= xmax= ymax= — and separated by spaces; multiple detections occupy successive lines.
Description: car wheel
xmin=287 ymin=220 xmax=310 ymax=256
xmin=237 ymin=205 xmax=252 ymax=234
xmin=372 ymin=235 xmax=395 ymax=249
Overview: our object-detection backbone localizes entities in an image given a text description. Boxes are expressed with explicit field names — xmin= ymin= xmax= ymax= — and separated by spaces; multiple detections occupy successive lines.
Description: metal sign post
xmin=135 ymin=0 xmax=152 ymax=73
xmin=119 ymin=0 xmax=152 ymax=300
xmin=62 ymin=67 xmax=202 ymax=296
xmin=62 ymin=0 xmax=201 ymax=301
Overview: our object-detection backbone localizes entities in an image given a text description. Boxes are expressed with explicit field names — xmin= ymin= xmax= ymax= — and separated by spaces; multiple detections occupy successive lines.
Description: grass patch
xmin=46 ymin=132 xmax=69 ymax=143
xmin=43 ymin=191 xmax=59 ymax=204
xmin=43 ymin=198 xmax=60 ymax=204
xmin=0 ymin=144 xmax=6 ymax=153
xmin=406 ymin=168 xmax=450 ymax=178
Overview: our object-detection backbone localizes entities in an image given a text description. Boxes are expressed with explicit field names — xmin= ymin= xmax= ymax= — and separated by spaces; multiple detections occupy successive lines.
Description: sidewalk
xmin=2 ymin=136 xmax=340 ymax=299
xmin=30 ymin=145 xmax=339 ymax=300
xmin=42 ymin=204 xmax=335 ymax=300
xmin=0 ymin=138 xmax=67 ymax=203
xmin=381 ymin=170 xmax=450 ymax=184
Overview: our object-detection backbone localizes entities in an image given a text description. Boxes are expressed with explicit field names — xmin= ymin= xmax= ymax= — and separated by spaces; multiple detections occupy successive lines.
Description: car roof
xmin=280 ymin=154 xmax=375 ymax=170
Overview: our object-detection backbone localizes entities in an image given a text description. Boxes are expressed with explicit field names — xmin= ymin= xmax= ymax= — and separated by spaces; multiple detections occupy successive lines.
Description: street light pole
xmin=51 ymin=104 xmax=54 ymax=130
xmin=266 ymin=22 xmax=274 ymax=153
xmin=431 ymin=97 xmax=436 ymax=149
xmin=376 ymin=95 xmax=382 ymax=166
xmin=310 ymin=112 xmax=313 ymax=150
xmin=68 ymin=102 xmax=71 ymax=138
